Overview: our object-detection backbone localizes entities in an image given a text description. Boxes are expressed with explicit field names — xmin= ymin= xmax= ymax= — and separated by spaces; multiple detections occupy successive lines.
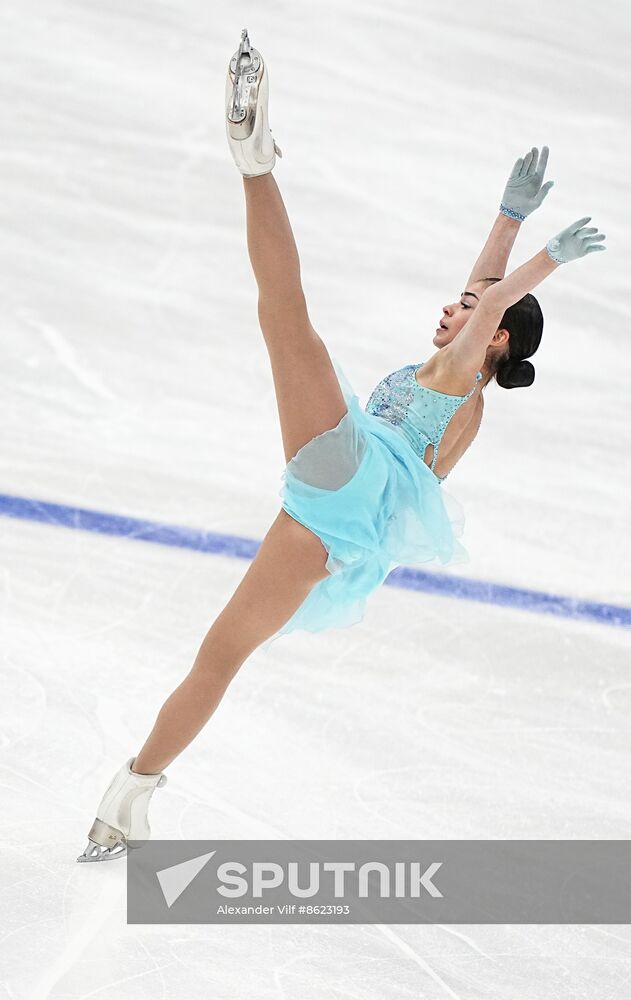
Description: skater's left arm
xmin=466 ymin=146 xmax=554 ymax=287
xmin=451 ymin=216 xmax=606 ymax=372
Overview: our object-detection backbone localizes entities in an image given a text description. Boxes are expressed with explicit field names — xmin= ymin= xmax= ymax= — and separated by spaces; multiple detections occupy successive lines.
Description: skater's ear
xmin=492 ymin=326 xmax=510 ymax=348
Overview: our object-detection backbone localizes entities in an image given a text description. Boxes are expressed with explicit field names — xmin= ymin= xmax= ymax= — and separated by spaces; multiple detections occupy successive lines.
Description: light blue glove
xmin=546 ymin=217 xmax=607 ymax=263
xmin=500 ymin=145 xmax=554 ymax=221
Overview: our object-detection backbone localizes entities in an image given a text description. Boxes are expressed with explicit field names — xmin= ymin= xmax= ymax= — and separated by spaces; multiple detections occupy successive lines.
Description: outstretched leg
xmin=131 ymin=509 xmax=330 ymax=774
xmin=244 ymin=173 xmax=347 ymax=463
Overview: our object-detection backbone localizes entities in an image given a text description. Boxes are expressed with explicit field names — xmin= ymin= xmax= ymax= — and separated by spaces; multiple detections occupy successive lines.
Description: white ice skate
xmin=225 ymin=27 xmax=283 ymax=178
xmin=76 ymin=757 xmax=167 ymax=863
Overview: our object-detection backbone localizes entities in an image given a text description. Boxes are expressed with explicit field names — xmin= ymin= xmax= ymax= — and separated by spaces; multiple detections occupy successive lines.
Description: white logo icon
xmin=156 ymin=851 xmax=216 ymax=908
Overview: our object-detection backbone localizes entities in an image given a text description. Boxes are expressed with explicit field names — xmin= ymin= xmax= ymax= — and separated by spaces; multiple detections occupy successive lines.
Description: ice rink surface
xmin=1 ymin=0 xmax=630 ymax=996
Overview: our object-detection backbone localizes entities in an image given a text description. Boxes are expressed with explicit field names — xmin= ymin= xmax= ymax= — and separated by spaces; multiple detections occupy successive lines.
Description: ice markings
xmin=18 ymin=308 xmax=117 ymax=401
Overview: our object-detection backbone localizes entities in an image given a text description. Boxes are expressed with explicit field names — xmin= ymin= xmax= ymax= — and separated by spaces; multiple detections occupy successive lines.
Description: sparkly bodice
xmin=365 ymin=362 xmax=482 ymax=482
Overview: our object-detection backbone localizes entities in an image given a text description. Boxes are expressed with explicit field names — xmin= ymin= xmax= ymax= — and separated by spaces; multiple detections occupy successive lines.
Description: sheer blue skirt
xmin=264 ymin=357 xmax=470 ymax=647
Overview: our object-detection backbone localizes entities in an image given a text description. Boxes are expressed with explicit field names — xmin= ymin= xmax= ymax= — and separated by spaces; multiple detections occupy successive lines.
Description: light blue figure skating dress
xmin=266 ymin=357 xmax=482 ymax=645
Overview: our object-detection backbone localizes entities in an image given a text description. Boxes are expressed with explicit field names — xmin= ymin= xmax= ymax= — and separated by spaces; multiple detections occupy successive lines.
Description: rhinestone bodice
xmin=365 ymin=362 xmax=482 ymax=482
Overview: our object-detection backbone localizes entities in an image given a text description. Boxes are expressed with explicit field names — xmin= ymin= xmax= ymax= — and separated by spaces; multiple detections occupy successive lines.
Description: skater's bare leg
xmin=244 ymin=173 xmax=347 ymax=463
xmin=131 ymin=183 xmax=348 ymax=775
xmin=132 ymin=509 xmax=329 ymax=775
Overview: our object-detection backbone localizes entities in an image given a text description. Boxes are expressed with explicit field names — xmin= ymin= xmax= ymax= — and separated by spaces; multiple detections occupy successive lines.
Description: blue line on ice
xmin=1 ymin=492 xmax=628 ymax=630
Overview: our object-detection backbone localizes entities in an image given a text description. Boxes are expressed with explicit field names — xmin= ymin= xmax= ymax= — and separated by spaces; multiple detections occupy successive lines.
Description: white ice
xmin=1 ymin=0 xmax=630 ymax=997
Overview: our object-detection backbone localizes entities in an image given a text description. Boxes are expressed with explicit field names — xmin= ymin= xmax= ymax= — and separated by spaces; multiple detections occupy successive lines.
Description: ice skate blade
xmin=226 ymin=60 xmax=264 ymax=137
xmin=228 ymin=27 xmax=261 ymax=82
xmin=226 ymin=29 xmax=264 ymax=137
xmin=76 ymin=816 xmax=126 ymax=862
xmin=77 ymin=838 xmax=127 ymax=863
xmin=76 ymin=836 xmax=150 ymax=862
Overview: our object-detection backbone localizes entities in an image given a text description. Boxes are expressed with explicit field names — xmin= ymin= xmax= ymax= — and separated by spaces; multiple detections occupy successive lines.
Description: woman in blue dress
xmin=78 ymin=30 xmax=607 ymax=861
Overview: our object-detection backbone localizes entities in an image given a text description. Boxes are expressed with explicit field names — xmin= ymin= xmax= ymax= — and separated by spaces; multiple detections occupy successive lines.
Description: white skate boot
xmin=77 ymin=756 xmax=167 ymax=863
xmin=225 ymin=27 xmax=283 ymax=178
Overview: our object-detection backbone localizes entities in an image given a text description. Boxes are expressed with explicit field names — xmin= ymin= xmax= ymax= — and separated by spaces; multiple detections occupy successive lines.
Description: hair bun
xmin=496 ymin=358 xmax=535 ymax=389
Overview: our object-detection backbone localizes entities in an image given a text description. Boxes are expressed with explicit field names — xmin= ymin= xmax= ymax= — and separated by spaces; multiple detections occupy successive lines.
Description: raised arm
xmin=449 ymin=217 xmax=607 ymax=373
xmin=466 ymin=214 xmax=521 ymax=287
xmin=466 ymin=146 xmax=554 ymax=287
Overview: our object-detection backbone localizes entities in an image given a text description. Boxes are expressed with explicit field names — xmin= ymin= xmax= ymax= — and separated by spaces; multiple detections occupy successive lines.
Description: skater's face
xmin=433 ymin=280 xmax=489 ymax=348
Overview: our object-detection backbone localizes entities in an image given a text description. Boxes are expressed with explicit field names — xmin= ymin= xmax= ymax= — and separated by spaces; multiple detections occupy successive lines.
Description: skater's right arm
xmin=465 ymin=213 xmax=522 ymax=288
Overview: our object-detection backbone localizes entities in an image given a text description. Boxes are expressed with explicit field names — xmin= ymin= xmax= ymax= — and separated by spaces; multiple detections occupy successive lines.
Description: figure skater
xmin=77 ymin=29 xmax=606 ymax=861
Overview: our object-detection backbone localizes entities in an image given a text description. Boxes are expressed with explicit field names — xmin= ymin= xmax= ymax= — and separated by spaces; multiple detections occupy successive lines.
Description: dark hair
xmin=479 ymin=277 xmax=543 ymax=389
